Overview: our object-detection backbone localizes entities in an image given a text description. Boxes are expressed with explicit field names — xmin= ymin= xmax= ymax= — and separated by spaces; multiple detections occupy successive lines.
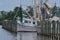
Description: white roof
xmin=17 ymin=18 xmax=37 ymax=26
xmin=49 ymin=16 xmax=60 ymax=21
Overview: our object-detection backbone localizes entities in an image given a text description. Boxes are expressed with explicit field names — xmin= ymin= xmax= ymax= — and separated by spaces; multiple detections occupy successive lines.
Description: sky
xmin=49 ymin=0 xmax=60 ymax=7
xmin=0 ymin=0 xmax=20 ymax=11
xmin=0 ymin=0 xmax=60 ymax=11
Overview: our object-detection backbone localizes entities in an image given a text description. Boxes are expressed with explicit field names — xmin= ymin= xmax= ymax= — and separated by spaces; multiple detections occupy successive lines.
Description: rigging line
xmin=13 ymin=0 xmax=22 ymax=19
xmin=13 ymin=7 xmax=20 ymax=20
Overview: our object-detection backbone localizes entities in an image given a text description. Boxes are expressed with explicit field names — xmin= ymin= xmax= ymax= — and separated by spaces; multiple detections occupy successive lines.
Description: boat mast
xmin=38 ymin=0 xmax=42 ymax=21
xmin=33 ymin=0 xmax=37 ymax=19
xmin=33 ymin=0 xmax=42 ymax=21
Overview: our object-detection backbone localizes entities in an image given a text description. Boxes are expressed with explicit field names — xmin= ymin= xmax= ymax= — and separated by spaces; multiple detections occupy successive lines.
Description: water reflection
xmin=0 ymin=25 xmax=16 ymax=40
xmin=37 ymin=34 xmax=57 ymax=40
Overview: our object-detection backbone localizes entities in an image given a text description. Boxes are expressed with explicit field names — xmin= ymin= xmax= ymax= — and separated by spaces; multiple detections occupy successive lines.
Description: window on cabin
xmin=25 ymin=20 xmax=28 ymax=23
xmin=29 ymin=21 xmax=31 ymax=23
xmin=33 ymin=22 xmax=35 ymax=24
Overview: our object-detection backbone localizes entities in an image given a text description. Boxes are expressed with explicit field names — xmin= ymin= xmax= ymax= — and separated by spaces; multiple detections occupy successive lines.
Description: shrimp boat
xmin=16 ymin=0 xmax=53 ymax=40
xmin=17 ymin=17 xmax=37 ymax=40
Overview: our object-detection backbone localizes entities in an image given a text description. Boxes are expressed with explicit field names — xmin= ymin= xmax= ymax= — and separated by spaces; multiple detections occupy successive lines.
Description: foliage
xmin=50 ymin=5 xmax=57 ymax=18
xmin=26 ymin=6 xmax=34 ymax=17
xmin=0 ymin=5 xmax=59 ymax=21
xmin=0 ymin=6 xmax=23 ymax=21
xmin=17 ymin=6 xmax=23 ymax=23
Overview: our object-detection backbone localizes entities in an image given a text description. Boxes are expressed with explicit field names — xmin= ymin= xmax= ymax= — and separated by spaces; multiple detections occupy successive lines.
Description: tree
xmin=0 ymin=6 xmax=24 ymax=21
xmin=50 ymin=4 xmax=57 ymax=18
xmin=1 ymin=11 xmax=8 ymax=20
xmin=14 ymin=7 xmax=20 ymax=14
xmin=26 ymin=6 xmax=34 ymax=17
xmin=17 ymin=6 xmax=23 ymax=23
xmin=6 ymin=11 xmax=14 ymax=20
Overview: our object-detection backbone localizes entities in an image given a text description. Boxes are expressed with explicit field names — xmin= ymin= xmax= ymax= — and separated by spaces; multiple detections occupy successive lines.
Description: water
xmin=0 ymin=25 xmax=57 ymax=40
xmin=0 ymin=25 xmax=16 ymax=40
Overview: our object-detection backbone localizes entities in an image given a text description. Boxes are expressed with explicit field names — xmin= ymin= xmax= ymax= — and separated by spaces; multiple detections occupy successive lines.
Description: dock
xmin=2 ymin=20 xmax=17 ymax=33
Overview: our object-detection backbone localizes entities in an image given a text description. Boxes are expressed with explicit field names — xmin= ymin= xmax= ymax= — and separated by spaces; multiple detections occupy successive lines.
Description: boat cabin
xmin=17 ymin=17 xmax=37 ymax=26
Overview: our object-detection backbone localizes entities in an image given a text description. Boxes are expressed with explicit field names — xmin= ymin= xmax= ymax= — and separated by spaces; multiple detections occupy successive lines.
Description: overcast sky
xmin=0 ymin=0 xmax=60 ymax=11
xmin=0 ymin=0 xmax=20 ymax=11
